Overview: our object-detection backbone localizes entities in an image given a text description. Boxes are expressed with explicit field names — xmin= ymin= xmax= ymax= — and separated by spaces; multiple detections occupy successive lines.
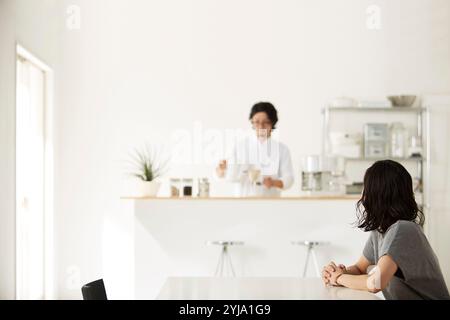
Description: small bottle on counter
xmin=197 ymin=177 xmax=210 ymax=197
xmin=182 ymin=178 xmax=193 ymax=197
xmin=170 ymin=178 xmax=181 ymax=197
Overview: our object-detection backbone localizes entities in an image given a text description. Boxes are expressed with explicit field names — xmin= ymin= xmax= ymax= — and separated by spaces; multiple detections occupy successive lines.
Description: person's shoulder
xmin=367 ymin=229 xmax=380 ymax=242
xmin=273 ymin=140 xmax=290 ymax=153
xmin=387 ymin=220 xmax=423 ymax=237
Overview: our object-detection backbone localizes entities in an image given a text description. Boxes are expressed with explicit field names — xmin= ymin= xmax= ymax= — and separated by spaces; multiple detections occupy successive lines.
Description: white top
xmin=157 ymin=277 xmax=381 ymax=300
xmin=217 ymin=135 xmax=294 ymax=197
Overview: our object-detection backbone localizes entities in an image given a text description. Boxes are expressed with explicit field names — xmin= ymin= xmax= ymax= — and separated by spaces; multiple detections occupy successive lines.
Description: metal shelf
xmin=322 ymin=104 xmax=430 ymax=200
xmin=345 ymin=156 xmax=425 ymax=162
xmin=324 ymin=106 xmax=427 ymax=113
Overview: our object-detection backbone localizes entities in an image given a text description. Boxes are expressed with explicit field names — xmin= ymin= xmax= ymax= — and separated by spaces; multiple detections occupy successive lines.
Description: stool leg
xmin=220 ymin=246 xmax=226 ymax=276
xmin=224 ymin=246 xmax=236 ymax=277
xmin=302 ymin=245 xmax=312 ymax=278
xmin=215 ymin=246 xmax=225 ymax=276
xmin=311 ymin=247 xmax=320 ymax=277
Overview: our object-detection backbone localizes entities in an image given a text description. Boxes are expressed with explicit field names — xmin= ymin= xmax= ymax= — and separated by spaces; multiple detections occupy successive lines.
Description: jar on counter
xmin=182 ymin=178 xmax=193 ymax=197
xmin=197 ymin=178 xmax=210 ymax=197
xmin=170 ymin=178 xmax=181 ymax=197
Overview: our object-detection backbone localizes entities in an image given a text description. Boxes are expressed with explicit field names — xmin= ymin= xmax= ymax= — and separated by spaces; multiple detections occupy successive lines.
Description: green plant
xmin=128 ymin=144 xmax=168 ymax=182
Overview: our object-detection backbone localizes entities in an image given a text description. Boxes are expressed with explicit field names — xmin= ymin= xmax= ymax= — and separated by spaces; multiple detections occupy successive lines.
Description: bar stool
xmin=206 ymin=240 xmax=244 ymax=277
xmin=291 ymin=240 xmax=330 ymax=277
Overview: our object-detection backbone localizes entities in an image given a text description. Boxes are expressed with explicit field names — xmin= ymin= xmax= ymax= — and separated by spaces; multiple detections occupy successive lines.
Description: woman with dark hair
xmin=215 ymin=102 xmax=294 ymax=197
xmin=322 ymin=160 xmax=449 ymax=299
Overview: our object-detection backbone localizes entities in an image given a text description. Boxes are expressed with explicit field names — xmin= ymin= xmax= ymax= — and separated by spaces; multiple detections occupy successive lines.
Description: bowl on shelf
xmin=387 ymin=95 xmax=416 ymax=107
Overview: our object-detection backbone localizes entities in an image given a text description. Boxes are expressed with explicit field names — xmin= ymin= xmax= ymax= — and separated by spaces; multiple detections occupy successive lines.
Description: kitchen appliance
xmin=300 ymin=155 xmax=334 ymax=192
xmin=301 ymin=155 xmax=322 ymax=191
xmin=364 ymin=123 xmax=389 ymax=158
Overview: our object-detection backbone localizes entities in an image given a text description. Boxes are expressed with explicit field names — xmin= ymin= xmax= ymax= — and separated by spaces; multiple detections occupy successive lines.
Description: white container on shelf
xmin=329 ymin=132 xmax=362 ymax=158
xmin=390 ymin=122 xmax=407 ymax=158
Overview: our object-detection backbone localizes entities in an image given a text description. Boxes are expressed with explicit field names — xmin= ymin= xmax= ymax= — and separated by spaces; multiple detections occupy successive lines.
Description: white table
xmin=157 ymin=277 xmax=381 ymax=300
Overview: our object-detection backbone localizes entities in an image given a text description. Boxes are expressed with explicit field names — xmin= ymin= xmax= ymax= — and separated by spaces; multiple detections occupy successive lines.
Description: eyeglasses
xmin=251 ymin=120 xmax=272 ymax=128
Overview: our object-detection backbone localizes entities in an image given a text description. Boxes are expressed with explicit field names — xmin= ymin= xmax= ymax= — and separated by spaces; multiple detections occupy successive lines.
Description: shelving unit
xmin=321 ymin=105 xmax=430 ymax=211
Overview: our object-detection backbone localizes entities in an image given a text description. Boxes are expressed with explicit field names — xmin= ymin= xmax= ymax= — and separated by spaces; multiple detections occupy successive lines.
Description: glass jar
xmin=197 ymin=178 xmax=210 ymax=197
xmin=182 ymin=178 xmax=193 ymax=197
xmin=301 ymin=171 xmax=322 ymax=191
xmin=390 ymin=122 xmax=407 ymax=158
xmin=169 ymin=178 xmax=181 ymax=197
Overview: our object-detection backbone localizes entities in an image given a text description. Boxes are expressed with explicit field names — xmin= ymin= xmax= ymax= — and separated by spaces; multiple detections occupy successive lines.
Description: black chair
xmin=81 ymin=279 xmax=107 ymax=300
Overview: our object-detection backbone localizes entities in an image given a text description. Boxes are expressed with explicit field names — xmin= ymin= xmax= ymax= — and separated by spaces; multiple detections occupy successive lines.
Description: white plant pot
xmin=138 ymin=180 xmax=161 ymax=197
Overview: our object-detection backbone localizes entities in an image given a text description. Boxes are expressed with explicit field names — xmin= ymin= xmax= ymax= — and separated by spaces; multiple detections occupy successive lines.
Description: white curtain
xmin=16 ymin=57 xmax=45 ymax=300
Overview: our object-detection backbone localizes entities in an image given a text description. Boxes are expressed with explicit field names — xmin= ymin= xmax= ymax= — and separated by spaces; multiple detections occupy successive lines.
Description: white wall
xmin=0 ymin=0 xmax=59 ymax=299
xmin=424 ymin=95 xmax=450 ymax=288
xmin=2 ymin=0 xmax=450 ymax=299
xmin=53 ymin=0 xmax=450 ymax=299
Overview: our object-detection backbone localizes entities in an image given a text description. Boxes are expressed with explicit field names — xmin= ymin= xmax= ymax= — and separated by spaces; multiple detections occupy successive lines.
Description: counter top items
xmin=197 ymin=178 xmax=210 ymax=197
xmin=300 ymin=155 xmax=323 ymax=192
xmin=364 ymin=123 xmax=389 ymax=158
xmin=300 ymin=155 xmax=347 ymax=193
xmin=170 ymin=178 xmax=181 ymax=197
xmin=345 ymin=182 xmax=363 ymax=195
xmin=182 ymin=178 xmax=193 ymax=197
xmin=324 ymin=156 xmax=347 ymax=194
xmin=128 ymin=144 xmax=168 ymax=197
xmin=387 ymin=95 xmax=416 ymax=107
xmin=157 ymin=277 xmax=381 ymax=300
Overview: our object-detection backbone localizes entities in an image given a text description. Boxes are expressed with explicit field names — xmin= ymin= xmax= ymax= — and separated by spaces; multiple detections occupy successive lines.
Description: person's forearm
xmin=272 ymin=180 xmax=283 ymax=189
xmin=336 ymin=274 xmax=371 ymax=291
xmin=345 ymin=265 xmax=364 ymax=275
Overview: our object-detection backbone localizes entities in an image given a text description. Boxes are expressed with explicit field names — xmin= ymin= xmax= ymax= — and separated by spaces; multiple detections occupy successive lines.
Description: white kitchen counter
xmin=116 ymin=197 xmax=368 ymax=299
xmin=157 ymin=277 xmax=381 ymax=300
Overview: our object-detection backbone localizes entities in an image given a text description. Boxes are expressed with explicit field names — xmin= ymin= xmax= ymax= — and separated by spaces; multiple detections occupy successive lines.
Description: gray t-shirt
xmin=363 ymin=220 xmax=450 ymax=300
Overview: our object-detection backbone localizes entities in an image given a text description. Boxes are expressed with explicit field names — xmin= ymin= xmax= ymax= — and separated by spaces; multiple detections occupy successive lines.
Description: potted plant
xmin=128 ymin=144 xmax=168 ymax=197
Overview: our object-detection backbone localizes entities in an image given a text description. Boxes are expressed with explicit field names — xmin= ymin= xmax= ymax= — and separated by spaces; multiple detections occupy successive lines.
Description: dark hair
xmin=356 ymin=160 xmax=424 ymax=233
xmin=249 ymin=102 xmax=278 ymax=129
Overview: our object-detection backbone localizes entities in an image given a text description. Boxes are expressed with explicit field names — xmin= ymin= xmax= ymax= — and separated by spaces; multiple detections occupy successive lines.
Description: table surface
xmin=122 ymin=195 xmax=360 ymax=201
xmin=157 ymin=277 xmax=381 ymax=300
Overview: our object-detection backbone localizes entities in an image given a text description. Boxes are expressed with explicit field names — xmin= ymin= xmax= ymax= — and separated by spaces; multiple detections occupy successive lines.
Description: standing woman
xmin=322 ymin=160 xmax=450 ymax=300
xmin=216 ymin=102 xmax=294 ymax=197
